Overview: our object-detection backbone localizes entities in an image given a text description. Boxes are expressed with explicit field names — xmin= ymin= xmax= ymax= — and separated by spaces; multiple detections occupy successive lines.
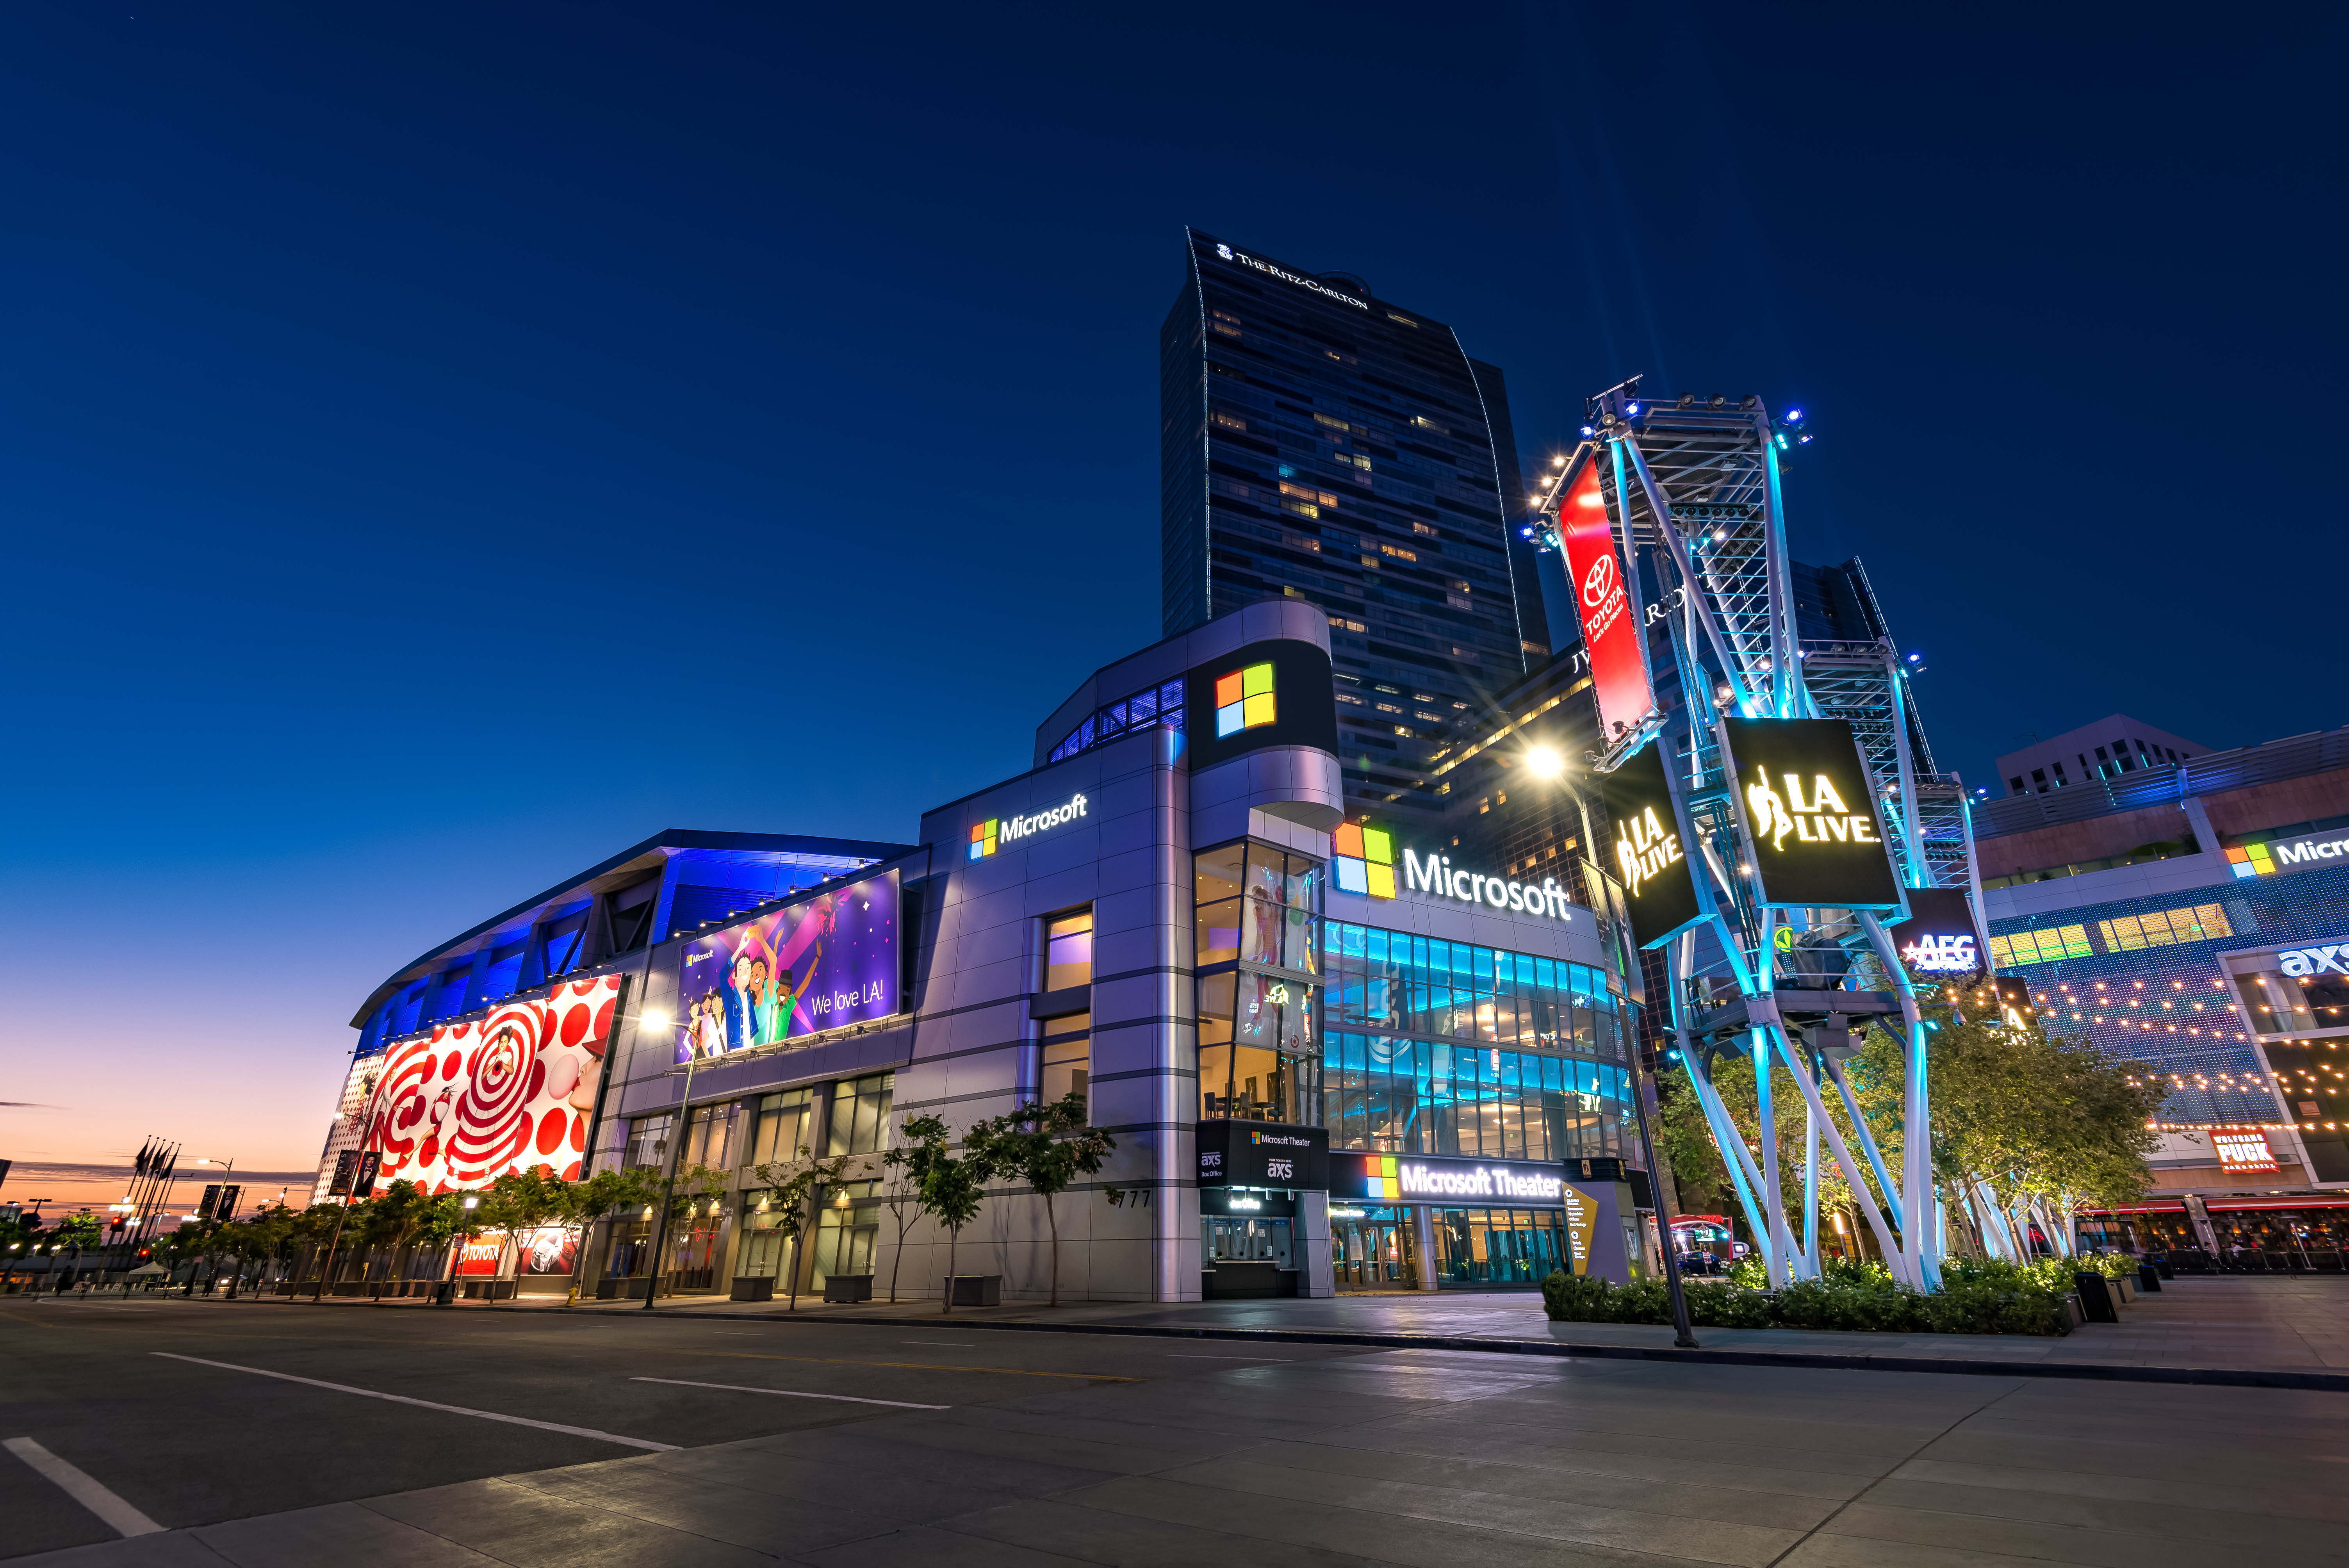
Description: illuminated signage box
xmin=1330 ymin=1150 xmax=1569 ymax=1208
xmin=1195 ymin=1121 xmax=1330 ymax=1191
xmin=1182 ymin=638 xmax=1339 ymax=773
xmin=1886 ymin=887 xmax=1983 ymax=978
xmin=1718 ymin=717 xmax=1902 ymax=910
xmin=1597 ymin=741 xmax=1704 ymax=948
xmin=1556 ymin=456 xmax=1654 ymax=745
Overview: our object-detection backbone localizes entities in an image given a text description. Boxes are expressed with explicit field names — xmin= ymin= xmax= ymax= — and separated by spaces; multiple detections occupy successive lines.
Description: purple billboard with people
xmin=674 ymin=870 xmax=900 ymax=1061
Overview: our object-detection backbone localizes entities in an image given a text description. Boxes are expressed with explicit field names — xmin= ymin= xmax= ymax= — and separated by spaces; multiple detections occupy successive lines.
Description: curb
xmin=120 ymin=1291 xmax=2349 ymax=1394
xmin=556 ymin=1304 xmax=2349 ymax=1393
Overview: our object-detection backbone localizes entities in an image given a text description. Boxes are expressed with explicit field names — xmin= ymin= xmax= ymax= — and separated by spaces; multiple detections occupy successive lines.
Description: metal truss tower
xmin=1534 ymin=379 xmax=1985 ymax=1292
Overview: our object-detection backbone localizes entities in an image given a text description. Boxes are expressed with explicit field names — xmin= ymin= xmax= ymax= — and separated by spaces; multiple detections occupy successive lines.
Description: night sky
xmin=3 ymin=6 xmax=2338 ymax=1203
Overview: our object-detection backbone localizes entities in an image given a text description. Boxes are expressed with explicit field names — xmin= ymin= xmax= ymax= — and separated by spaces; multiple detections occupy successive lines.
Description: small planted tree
xmin=879 ymin=1113 xmax=948 ymax=1304
xmin=966 ymin=1092 xmax=1116 ymax=1309
xmin=750 ymin=1148 xmax=857 ymax=1311
xmin=921 ymin=1147 xmax=987 ymax=1314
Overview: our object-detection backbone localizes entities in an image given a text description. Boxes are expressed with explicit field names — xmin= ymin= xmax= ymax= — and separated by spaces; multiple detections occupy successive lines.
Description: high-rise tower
xmin=1160 ymin=230 xmax=1550 ymax=822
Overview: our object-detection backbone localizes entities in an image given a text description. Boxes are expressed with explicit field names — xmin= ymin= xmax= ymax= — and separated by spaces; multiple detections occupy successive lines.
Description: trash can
xmin=2074 ymin=1272 xmax=2119 ymax=1323
xmin=2136 ymin=1263 xmax=2161 ymax=1293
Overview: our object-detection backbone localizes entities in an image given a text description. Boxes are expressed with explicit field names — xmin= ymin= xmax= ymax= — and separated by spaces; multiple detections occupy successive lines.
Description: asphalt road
xmin=7 ymin=1294 xmax=2347 ymax=1566
xmin=0 ymin=1295 xmax=1370 ymax=1558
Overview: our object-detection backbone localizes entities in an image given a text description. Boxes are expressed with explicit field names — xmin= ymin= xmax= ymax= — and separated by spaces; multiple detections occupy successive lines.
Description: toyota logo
xmin=1581 ymin=552 xmax=1617 ymax=609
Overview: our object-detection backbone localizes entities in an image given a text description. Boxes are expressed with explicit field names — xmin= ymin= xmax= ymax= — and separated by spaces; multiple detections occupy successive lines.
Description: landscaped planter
xmin=731 ymin=1276 xmax=776 ymax=1303
xmin=944 ymin=1274 xmax=1001 ymax=1307
xmin=823 ymin=1274 xmax=874 ymax=1304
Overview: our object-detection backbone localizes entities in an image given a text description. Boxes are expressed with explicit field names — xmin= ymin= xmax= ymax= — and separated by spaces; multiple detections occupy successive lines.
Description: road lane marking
xmin=634 ymin=1376 xmax=948 ymax=1409
xmin=151 ymin=1354 xmax=680 ymax=1451
xmin=1167 ymin=1354 xmax=1294 ymax=1360
xmin=902 ymin=1341 xmax=973 ymax=1346
xmin=4 ymin=1437 xmax=164 ymax=1537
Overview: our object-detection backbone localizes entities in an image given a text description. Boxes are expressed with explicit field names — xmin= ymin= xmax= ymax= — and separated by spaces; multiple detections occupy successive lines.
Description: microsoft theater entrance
xmin=1332 ymin=1206 xmax=1415 ymax=1290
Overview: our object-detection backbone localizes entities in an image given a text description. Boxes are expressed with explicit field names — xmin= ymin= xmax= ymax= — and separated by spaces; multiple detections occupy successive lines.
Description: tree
xmin=965 ymin=1093 xmax=1116 ymax=1308
xmin=559 ymin=1166 xmax=663 ymax=1304
xmin=920 ymin=1150 xmax=986 ymax=1315
xmin=478 ymin=1169 xmax=570 ymax=1278
xmin=358 ymin=1181 xmax=440 ymax=1294
xmin=749 ymin=1149 xmax=855 ymax=1311
xmin=879 ymin=1113 xmax=949 ymax=1304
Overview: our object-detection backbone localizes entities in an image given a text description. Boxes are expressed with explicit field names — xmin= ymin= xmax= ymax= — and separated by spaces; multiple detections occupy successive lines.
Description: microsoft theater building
xmin=331 ymin=603 xmax=1646 ymax=1303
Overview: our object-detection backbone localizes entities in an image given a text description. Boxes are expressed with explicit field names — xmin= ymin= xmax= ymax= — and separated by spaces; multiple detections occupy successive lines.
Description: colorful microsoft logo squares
xmin=969 ymin=819 xmax=999 ymax=860
xmin=1362 ymin=1153 xmax=1400 ymax=1201
xmin=1332 ymin=821 xmax=1397 ymax=899
xmin=1214 ymin=662 xmax=1276 ymax=738
xmin=2226 ymin=843 xmax=2274 ymax=879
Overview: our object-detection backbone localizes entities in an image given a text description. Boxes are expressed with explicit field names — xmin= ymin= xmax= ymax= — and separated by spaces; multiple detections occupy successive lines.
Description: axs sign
xmin=1557 ymin=458 xmax=1654 ymax=745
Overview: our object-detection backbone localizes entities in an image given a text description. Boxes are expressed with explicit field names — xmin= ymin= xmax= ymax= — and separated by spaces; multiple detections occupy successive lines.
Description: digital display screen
xmin=1720 ymin=718 xmax=1902 ymax=909
xmin=357 ymin=975 xmax=618 ymax=1190
xmin=676 ymin=870 xmax=900 ymax=1059
xmin=1599 ymin=741 xmax=1704 ymax=948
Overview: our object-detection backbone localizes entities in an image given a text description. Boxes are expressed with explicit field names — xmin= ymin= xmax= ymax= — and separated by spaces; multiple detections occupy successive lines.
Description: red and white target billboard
xmin=354 ymin=975 xmax=618 ymax=1192
xmin=1558 ymin=457 xmax=1653 ymax=745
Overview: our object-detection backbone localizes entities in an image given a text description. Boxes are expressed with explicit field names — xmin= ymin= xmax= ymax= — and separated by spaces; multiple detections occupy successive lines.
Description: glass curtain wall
xmin=1321 ymin=922 xmax=1635 ymax=1160
xmin=1195 ymin=841 xmax=1324 ymax=1123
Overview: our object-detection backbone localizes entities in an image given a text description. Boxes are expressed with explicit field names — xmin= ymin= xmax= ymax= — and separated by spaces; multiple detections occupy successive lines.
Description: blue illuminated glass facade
xmin=1321 ymin=921 xmax=1636 ymax=1161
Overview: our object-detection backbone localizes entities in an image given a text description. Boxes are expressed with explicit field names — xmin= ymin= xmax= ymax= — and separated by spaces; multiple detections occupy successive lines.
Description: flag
xmin=135 ymin=1142 xmax=152 ymax=1178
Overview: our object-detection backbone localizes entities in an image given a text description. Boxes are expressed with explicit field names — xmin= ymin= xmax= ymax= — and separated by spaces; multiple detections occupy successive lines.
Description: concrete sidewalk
xmin=130 ymin=1275 xmax=2349 ymax=1386
xmin=560 ymin=1275 xmax=2349 ymax=1387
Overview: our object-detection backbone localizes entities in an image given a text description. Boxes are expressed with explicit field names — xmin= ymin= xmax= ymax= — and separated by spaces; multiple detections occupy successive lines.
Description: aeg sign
xmin=1556 ymin=458 xmax=1653 ymax=745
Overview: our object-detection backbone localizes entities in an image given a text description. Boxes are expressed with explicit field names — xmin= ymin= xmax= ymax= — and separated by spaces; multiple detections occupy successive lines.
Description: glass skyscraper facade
xmin=1160 ymin=229 xmax=1550 ymax=823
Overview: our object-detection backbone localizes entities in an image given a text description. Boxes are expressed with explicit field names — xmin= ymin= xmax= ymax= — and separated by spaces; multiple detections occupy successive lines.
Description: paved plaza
xmin=3 ymin=1279 xmax=2345 ymax=1566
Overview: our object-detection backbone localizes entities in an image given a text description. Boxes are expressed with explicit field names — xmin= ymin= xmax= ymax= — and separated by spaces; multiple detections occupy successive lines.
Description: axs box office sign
xmin=1718 ymin=718 xmax=1902 ymax=911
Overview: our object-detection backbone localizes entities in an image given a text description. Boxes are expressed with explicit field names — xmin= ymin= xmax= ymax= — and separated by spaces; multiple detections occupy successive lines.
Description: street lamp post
xmin=1529 ymin=747 xmax=1700 ymax=1351
xmin=435 ymin=1194 xmax=481 ymax=1307
xmin=638 ymin=1010 xmax=694 ymax=1311
xmin=191 ymin=1158 xmax=236 ymax=1296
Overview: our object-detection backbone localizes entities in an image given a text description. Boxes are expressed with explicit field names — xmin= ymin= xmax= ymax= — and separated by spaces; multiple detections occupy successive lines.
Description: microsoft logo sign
xmin=969 ymin=819 xmax=1000 ymax=860
xmin=1332 ymin=821 xmax=1397 ymax=899
xmin=1214 ymin=661 xmax=1276 ymax=738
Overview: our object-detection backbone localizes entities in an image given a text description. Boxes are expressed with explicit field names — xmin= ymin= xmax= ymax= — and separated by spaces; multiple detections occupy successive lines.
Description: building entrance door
xmin=1333 ymin=1208 xmax=1414 ymax=1290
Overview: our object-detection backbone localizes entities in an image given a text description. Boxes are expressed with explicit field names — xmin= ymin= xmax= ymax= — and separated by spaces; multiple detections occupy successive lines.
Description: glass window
xmin=624 ymin=1115 xmax=672 ymax=1170
xmin=1241 ymin=844 xmax=1320 ymax=973
xmin=1197 ymin=973 xmax=1317 ymax=1123
xmin=1989 ymin=925 xmax=2094 ymax=967
xmin=1195 ymin=844 xmax=1246 ymax=966
xmin=748 ymin=1088 xmax=814 ymax=1167
xmin=827 ymin=1073 xmax=895 ymax=1155
xmin=2096 ymin=903 xmax=2233 ymax=953
xmin=681 ymin=1102 xmax=738 ymax=1170
xmin=1042 ymin=1012 xmax=1090 ymax=1110
xmin=1046 ymin=909 xmax=1094 ymax=990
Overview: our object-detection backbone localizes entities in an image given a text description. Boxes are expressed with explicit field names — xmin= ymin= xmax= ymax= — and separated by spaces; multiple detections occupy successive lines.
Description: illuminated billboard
xmin=677 ymin=869 xmax=900 ymax=1060
xmin=357 ymin=975 xmax=619 ymax=1191
xmin=1182 ymin=638 xmax=1339 ymax=772
xmin=1719 ymin=718 xmax=1902 ymax=910
xmin=1556 ymin=458 xmax=1652 ymax=745
xmin=1886 ymin=887 xmax=1982 ymax=978
xmin=1597 ymin=742 xmax=1704 ymax=948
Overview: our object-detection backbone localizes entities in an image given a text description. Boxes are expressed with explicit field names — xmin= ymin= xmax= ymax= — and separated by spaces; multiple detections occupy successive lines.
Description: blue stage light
xmin=1786 ymin=408 xmax=1803 ymax=422
xmin=1625 ymin=402 xmax=1639 ymax=415
xmin=1907 ymin=652 xmax=1920 ymax=662
xmin=1520 ymin=526 xmax=1534 ymax=537
xmin=1580 ymin=425 xmax=1595 ymax=437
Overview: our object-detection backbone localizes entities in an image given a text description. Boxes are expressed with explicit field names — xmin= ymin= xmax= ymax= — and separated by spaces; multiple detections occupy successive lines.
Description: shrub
xmin=1541 ymin=1260 xmax=2075 ymax=1336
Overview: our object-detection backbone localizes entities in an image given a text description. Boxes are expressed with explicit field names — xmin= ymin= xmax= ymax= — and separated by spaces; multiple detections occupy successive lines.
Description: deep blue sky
xmin=3 ymin=5 xmax=2339 ymax=1196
